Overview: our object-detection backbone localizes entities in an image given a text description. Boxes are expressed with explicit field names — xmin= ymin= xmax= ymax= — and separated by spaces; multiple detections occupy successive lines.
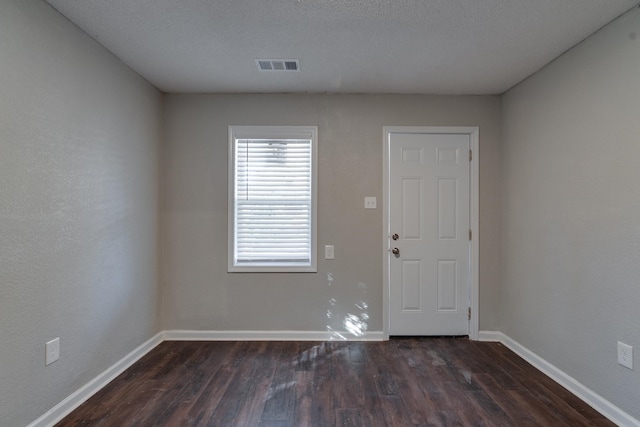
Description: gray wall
xmin=501 ymin=7 xmax=640 ymax=420
xmin=162 ymin=94 xmax=502 ymax=333
xmin=0 ymin=1 xmax=163 ymax=425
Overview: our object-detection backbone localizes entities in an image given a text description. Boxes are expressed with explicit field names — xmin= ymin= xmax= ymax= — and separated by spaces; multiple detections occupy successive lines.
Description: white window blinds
xmin=229 ymin=126 xmax=317 ymax=272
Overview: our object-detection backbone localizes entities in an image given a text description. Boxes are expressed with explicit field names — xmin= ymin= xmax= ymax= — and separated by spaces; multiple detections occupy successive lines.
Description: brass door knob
xmin=392 ymin=247 xmax=400 ymax=255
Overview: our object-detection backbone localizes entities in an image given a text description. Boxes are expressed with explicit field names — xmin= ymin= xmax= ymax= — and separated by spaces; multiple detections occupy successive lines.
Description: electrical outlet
xmin=46 ymin=337 xmax=60 ymax=366
xmin=617 ymin=341 xmax=633 ymax=370
xmin=324 ymin=245 xmax=334 ymax=259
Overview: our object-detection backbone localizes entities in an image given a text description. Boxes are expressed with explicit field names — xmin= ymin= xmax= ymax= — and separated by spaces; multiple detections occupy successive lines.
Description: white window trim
xmin=228 ymin=125 xmax=318 ymax=273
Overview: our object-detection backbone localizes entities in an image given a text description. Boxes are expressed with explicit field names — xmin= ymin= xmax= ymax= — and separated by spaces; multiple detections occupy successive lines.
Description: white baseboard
xmin=27 ymin=332 xmax=164 ymax=427
xmin=478 ymin=330 xmax=640 ymax=427
xmin=477 ymin=330 xmax=503 ymax=342
xmin=163 ymin=329 xmax=385 ymax=341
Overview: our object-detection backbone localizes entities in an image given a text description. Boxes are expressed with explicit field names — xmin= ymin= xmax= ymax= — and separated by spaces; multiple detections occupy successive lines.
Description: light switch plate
xmin=365 ymin=197 xmax=377 ymax=209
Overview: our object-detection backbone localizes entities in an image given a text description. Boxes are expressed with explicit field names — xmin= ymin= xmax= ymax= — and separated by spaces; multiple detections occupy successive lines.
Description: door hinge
xmin=469 ymin=149 xmax=472 ymax=162
xmin=468 ymin=307 xmax=471 ymax=320
xmin=469 ymin=229 xmax=472 ymax=241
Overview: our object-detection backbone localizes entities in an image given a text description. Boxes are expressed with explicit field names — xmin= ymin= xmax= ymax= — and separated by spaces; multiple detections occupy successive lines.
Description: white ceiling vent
xmin=256 ymin=59 xmax=300 ymax=72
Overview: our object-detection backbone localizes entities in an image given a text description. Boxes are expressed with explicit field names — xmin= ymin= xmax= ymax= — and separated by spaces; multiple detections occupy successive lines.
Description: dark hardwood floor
xmin=56 ymin=338 xmax=614 ymax=426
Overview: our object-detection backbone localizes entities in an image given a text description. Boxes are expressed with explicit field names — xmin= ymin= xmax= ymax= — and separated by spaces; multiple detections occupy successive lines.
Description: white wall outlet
xmin=364 ymin=197 xmax=377 ymax=209
xmin=324 ymin=245 xmax=335 ymax=260
xmin=617 ymin=341 xmax=633 ymax=370
xmin=45 ymin=337 xmax=60 ymax=366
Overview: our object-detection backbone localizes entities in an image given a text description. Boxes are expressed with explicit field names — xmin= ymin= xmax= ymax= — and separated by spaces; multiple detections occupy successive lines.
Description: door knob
xmin=392 ymin=233 xmax=399 ymax=240
xmin=392 ymin=247 xmax=400 ymax=255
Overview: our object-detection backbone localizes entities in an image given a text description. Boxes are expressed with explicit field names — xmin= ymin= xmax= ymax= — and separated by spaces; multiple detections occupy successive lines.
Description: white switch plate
xmin=46 ymin=337 xmax=60 ymax=366
xmin=365 ymin=197 xmax=377 ymax=209
xmin=618 ymin=341 xmax=633 ymax=370
xmin=324 ymin=245 xmax=334 ymax=259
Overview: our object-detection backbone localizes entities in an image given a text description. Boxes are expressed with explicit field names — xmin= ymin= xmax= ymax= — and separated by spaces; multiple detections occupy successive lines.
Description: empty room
xmin=1 ymin=0 xmax=639 ymax=425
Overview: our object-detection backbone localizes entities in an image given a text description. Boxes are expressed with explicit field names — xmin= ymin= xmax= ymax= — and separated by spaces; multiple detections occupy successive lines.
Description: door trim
xmin=383 ymin=126 xmax=479 ymax=340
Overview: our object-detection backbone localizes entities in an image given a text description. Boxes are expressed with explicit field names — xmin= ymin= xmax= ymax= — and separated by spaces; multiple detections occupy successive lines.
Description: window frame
xmin=228 ymin=125 xmax=318 ymax=273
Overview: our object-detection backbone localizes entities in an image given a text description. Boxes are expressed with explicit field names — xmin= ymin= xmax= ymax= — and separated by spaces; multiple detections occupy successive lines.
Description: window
xmin=228 ymin=126 xmax=317 ymax=272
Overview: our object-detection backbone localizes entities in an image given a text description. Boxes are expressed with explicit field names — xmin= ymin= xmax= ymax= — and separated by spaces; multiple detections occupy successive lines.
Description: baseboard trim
xmin=478 ymin=330 xmax=640 ymax=427
xmin=477 ymin=330 xmax=503 ymax=342
xmin=27 ymin=332 xmax=164 ymax=427
xmin=163 ymin=329 xmax=385 ymax=342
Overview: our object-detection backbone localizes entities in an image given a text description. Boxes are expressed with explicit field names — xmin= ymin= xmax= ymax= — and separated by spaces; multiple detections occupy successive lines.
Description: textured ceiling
xmin=45 ymin=0 xmax=638 ymax=94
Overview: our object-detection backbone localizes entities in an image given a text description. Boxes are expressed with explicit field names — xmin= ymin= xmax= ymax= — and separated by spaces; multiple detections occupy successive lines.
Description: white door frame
xmin=383 ymin=126 xmax=479 ymax=340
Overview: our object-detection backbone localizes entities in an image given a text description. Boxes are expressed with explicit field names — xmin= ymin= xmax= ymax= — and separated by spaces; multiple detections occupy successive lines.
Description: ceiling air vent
xmin=256 ymin=59 xmax=300 ymax=72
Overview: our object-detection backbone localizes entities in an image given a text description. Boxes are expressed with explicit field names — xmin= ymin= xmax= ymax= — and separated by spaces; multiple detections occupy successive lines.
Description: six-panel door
xmin=388 ymin=131 xmax=470 ymax=335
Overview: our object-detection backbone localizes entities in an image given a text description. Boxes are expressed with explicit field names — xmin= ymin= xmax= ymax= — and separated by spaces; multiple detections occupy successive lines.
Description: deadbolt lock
xmin=392 ymin=233 xmax=399 ymax=240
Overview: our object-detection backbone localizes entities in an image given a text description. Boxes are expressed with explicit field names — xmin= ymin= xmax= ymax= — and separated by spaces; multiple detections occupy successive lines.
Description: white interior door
xmin=387 ymin=131 xmax=470 ymax=335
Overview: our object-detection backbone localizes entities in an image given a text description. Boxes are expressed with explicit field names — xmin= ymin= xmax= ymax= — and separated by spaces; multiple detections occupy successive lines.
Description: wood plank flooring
xmin=56 ymin=338 xmax=614 ymax=426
